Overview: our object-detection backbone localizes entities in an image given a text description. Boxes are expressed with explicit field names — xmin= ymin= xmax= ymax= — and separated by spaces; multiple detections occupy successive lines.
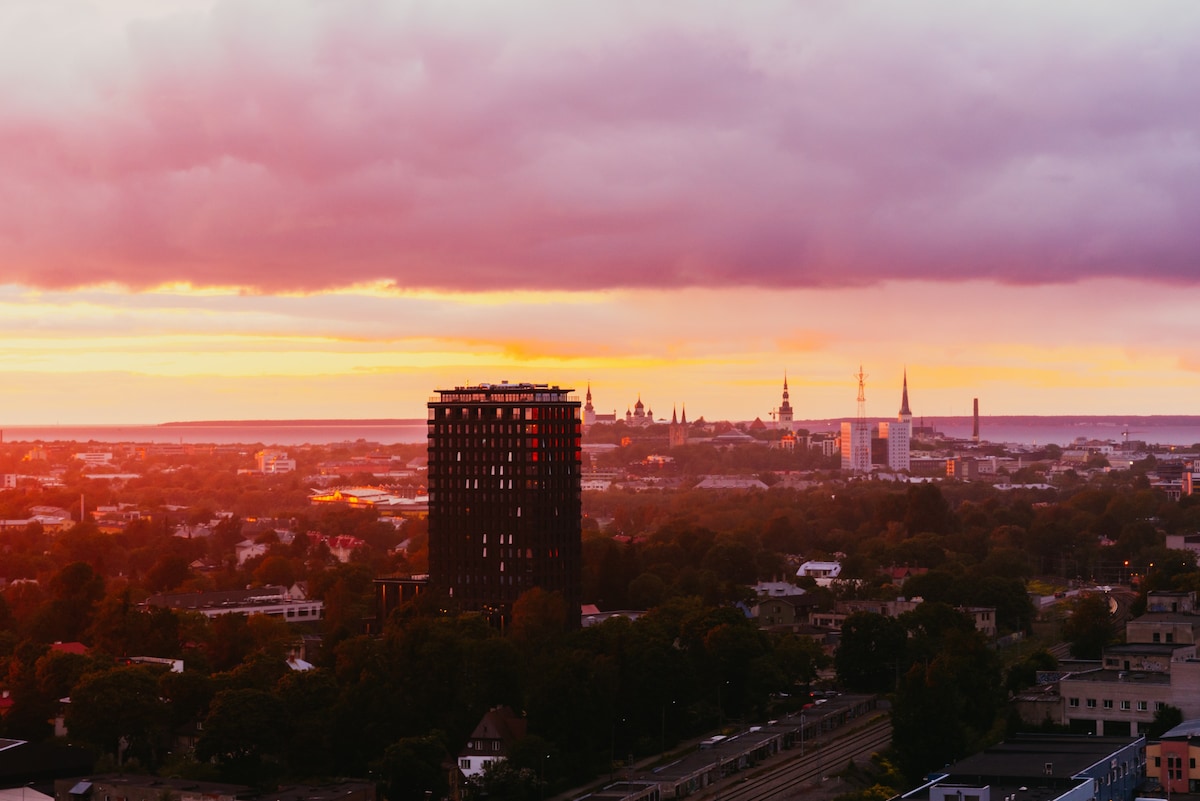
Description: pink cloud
xmin=0 ymin=2 xmax=1198 ymax=293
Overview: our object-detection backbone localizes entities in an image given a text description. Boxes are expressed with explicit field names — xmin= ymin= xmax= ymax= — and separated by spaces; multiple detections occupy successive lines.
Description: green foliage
xmin=66 ymin=665 xmax=166 ymax=765
xmin=197 ymin=687 xmax=289 ymax=783
xmin=465 ymin=758 xmax=543 ymax=801
xmin=6 ymin=435 xmax=1200 ymax=790
xmin=1005 ymin=648 xmax=1058 ymax=694
xmin=1146 ymin=704 xmax=1184 ymax=740
xmin=892 ymin=628 xmax=1003 ymax=780
xmin=375 ymin=733 xmax=450 ymax=801
xmin=1061 ymin=594 xmax=1115 ymax=659
xmin=835 ymin=612 xmax=907 ymax=693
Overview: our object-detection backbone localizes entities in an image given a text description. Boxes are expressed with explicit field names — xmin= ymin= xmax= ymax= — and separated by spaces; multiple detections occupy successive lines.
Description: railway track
xmin=693 ymin=716 xmax=893 ymax=801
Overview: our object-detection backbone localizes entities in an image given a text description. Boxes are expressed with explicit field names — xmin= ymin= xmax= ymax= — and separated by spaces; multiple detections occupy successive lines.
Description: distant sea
xmin=0 ymin=420 xmax=430 ymax=446
xmin=2 ymin=415 xmax=1199 ymax=448
xmin=799 ymin=415 xmax=1200 ymax=448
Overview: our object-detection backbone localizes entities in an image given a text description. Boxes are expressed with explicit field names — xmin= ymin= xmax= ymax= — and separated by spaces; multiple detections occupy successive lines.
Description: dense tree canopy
xmin=3 ymin=434 xmax=1200 ymax=794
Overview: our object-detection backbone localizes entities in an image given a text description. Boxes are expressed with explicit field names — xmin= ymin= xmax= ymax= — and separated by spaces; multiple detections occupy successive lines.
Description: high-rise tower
xmin=427 ymin=382 xmax=582 ymax=625
xmin=883 ymin=369 xmax=912 ymax=471
xmin=777 ymin=373 xmax=794 ymax=432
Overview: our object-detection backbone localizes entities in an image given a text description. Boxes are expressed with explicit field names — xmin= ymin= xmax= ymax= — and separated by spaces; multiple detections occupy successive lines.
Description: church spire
xmin=777 ymin=371 xmax=794 ymax=431
xmin=898 ymin=368 xmax=912 ymax=420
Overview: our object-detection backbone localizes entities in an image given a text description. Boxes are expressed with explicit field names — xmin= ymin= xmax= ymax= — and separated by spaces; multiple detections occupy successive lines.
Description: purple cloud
xmin=0 ymin=2 xmax=1197 ymax=292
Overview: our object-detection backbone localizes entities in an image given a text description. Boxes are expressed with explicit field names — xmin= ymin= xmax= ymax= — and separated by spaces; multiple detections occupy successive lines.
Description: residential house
xmin=457 ymin=706 xmax=527 ymax=779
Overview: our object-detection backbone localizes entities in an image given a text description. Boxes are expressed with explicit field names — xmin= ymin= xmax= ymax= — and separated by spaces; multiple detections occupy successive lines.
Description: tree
xmin=34 ymin=649 xmax=103 ymax=700
xmin=197 ymin=688 xmax=289 ymax=783
xmin=276 ymin=668 xmax=340 ymax=777
xmin=466 ymin=758 xmax=542 ymax=801
xmin=375 ymin=734 xmax=450 ymax=801
xmin=146 ymin=554 xmax=193 ymax=593
xmin=253 ymin=555 xmax=298 ymax=587
xmin=972 ymin=575 xmax=1036 ymax=634
xmin=205 ymin=613 xmax=257 ymax=672
xmin=1006 ymin=648 xmax=1058 ymax=694
xmin=159 ymin=669 xmax=215 ymax=733
xmin=892 ymin=629 xmax=1003 ymax=780
xmin=1062 ymin=594 xmax=1115 ymax=659
xmin=510 ymin=588 xmax=568 ymax=648
xmin=835 ymin=612 xmax=908 ymax=693
xmin=905 ymin=483 xmax=950 ymax=536
xmin=1147 ymin=704 xmax=1184 ymax=739
xmin=33 ymin=561 xmax=105 ymax=642
xmin=66 ymin=665 xmax=166 ymax=766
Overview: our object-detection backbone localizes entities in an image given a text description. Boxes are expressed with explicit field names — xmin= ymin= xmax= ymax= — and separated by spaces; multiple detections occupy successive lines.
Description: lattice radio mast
xmin=855 ymin=365 xmax=868 ymax=423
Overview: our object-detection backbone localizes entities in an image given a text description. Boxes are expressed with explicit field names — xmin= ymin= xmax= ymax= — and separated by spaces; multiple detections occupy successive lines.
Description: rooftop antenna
xmin=855 ymin=365 xmax=868 ymax=425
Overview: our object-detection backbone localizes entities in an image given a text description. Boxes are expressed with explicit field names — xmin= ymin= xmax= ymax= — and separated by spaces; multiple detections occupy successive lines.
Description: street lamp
xmin=660 ymin=701 xmax=675 ymax=760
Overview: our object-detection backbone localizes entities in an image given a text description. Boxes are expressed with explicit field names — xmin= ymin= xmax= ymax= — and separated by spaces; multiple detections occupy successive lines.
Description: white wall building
xmin=797 ymin=560 xmax=842 ymax=586
xmin=256 ymin=450 xmax=297 ymax=474
xmin=841 ymin=421 xmax=871 ymax=473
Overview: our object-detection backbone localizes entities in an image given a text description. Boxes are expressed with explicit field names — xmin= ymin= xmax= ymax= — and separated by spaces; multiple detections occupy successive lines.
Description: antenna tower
xmin=855 ymin=365 xmax=868 ymax=423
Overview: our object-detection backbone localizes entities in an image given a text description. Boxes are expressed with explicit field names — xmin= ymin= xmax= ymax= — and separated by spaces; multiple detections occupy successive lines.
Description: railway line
xmin=691 ymin=716 xmax=893 ymax=801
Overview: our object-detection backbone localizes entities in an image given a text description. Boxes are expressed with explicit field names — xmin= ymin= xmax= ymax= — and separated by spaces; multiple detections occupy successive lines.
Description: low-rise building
xmin=145 ymin=586 xmax=322 ymax=623
xmin=255 ymin=450 xmax=297 ymax=474
xmin=902 ymin=733 xmax=1145 ymax=801
xmin=1147 ymin=718 xmax=1200 ymax=793
xmin=796 ymin=560 xmax=841 ymax=586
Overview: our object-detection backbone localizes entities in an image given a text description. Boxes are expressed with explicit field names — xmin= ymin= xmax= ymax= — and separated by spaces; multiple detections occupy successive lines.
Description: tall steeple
xmin=777 ymin=372 xmax=794 ymax=432
xmin=669 ymin=404 xmax=689 ymax=448
xmin=887 ymin=368 xmax=913 ymax=472
xmin=583 ymin=382 xmax=596 ymax=429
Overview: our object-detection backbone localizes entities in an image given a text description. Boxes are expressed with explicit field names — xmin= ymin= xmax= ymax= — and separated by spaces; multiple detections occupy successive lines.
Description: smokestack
xmin=972 ymin=398 xmax=980 ymax=443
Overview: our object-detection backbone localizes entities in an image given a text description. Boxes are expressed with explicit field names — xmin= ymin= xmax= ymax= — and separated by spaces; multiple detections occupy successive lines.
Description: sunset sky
xmin=2 ymin=1 xmax=1199 ymax=424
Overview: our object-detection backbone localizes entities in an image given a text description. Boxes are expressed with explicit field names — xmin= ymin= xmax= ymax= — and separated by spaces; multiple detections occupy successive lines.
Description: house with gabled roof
xmin=457 ymin=706 xmax=527 ymax=778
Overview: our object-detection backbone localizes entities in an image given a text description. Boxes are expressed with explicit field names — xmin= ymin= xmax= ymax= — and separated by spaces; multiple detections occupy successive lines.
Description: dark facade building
xmin=427 ymin=382 xmax=582 ymax=624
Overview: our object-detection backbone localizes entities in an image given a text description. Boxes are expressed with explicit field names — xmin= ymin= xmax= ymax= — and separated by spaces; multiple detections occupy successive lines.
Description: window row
xmin=431 ymin=405 xmax=578 ymax=421
xmin=1067 ymin=697 xmax=1159 ymax=712
xmin=433 ymin=444 xmax=580 ymax=458
xmin=430 ymin=422 xmax=579 ymax=434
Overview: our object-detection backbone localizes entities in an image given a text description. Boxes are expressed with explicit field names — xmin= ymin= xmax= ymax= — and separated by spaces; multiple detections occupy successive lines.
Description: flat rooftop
xmin=1059 ymin=669 xmax=1171 ymax=685
xmin=946 ymin=734 xmax=1142 ymax=778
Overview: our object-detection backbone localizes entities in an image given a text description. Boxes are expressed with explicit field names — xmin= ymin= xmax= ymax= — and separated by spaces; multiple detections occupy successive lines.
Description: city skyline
xmin=2 ymin=3 xmax=1200 ymax=424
